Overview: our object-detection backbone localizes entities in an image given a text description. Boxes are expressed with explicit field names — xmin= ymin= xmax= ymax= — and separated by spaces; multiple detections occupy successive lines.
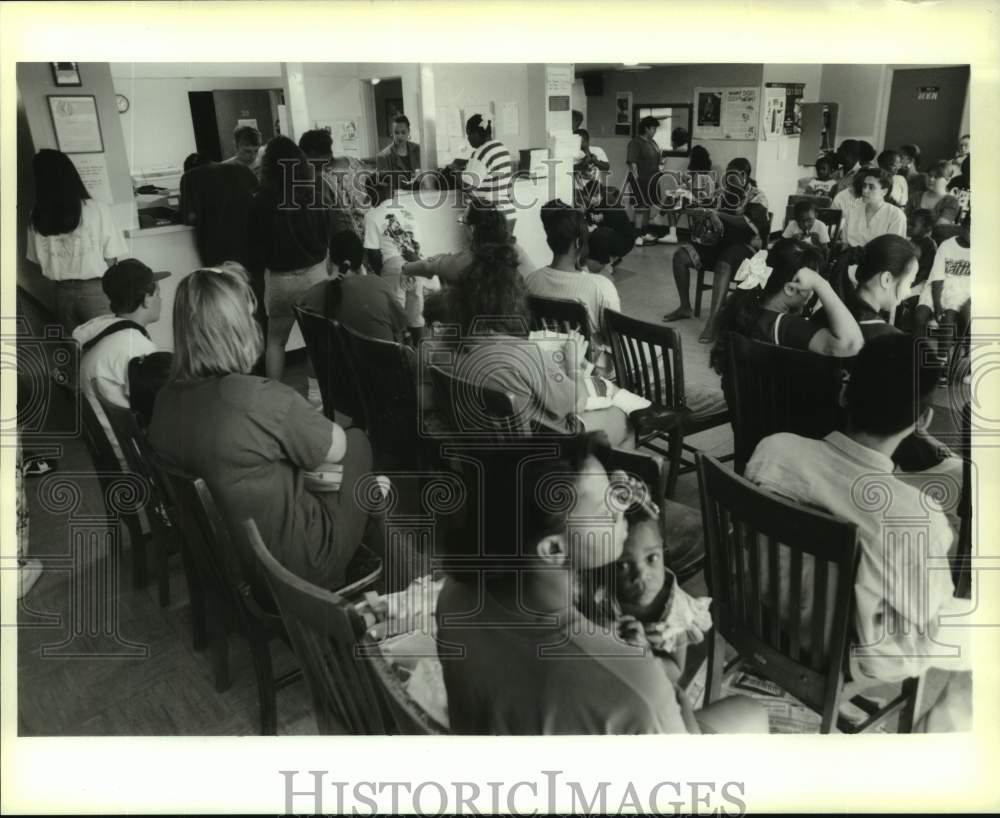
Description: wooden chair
xmin=724 ymin=333 xmax=846 ymax=475
xmin=696 ymin=453 xmax=921 ymax=734
xmin=95 ymin=391 xmax=181 ymax=608
xmin=604 ymin=308 xmax=730 ymax=498
xmin=428 ymin=363 xmax=533 ymax=441
xmin=293 ymin=305 xmax=365 ymax=427
xmin=816 ymin=208 xmax=843 ymax=245
xmin=78 ymin=395 xmax=149 ymax=593
xmin=526 ymin=294 xmax=592 ymax=347
xmin=339 ymin=324 xmax=427 ymax=469
xmin=596 ymin=445 xmax=705 ymax=583
xmin=244 ymin=519 xmax=437 ymax=734
xmin=151 ymin=457 xmax=302 ymax=735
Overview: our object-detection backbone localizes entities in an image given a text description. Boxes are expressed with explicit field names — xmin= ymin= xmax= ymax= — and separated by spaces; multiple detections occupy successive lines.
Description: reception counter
xmin=121 ymin=177 xmax=555 ymax=351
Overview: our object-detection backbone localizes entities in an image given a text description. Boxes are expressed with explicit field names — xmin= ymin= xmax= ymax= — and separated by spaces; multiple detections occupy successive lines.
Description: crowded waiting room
xmin=14 ymin=59 xmax=974 ymax=736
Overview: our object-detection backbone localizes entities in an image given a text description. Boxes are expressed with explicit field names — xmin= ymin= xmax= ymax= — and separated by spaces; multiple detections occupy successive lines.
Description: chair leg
xmin=703 ymin=627 xmax=726 ymax=706
xmin=181 ymin=545 xmax=208 ymax=651
xmin=249 ymin=634 xmax=278 ymax=736
xmin=155 ymin=530 xmax=171 ymax=608
xmin=897 ymin=676 xmax=923 ymax=733
xmin=693 ymin=267 xmax=705 ymax=318
xmin=665 ymin=429 xmax=684 ymax=500
xmin=126 ymin=516 xmax=148 ymax=591
xmin=206 ymin=598 xmax=231 ymax=692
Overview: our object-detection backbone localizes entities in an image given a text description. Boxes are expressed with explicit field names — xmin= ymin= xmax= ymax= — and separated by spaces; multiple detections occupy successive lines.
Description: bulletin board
xmin=692 ymin=86 xmax=759 ymax=141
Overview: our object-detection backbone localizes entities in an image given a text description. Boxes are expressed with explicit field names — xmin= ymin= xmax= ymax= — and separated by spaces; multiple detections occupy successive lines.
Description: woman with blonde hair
xmin=148 ymin=264 xmax=382 ymax=590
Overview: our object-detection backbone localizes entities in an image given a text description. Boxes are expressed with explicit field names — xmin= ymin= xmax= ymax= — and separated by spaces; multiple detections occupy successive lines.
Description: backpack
xmin=80 ymin=320 xmax=149 ymax=353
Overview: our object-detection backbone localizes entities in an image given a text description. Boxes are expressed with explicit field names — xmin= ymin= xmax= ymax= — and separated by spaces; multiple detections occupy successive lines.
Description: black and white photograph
xmin=2 ymin=1 xmax=998 ymax=816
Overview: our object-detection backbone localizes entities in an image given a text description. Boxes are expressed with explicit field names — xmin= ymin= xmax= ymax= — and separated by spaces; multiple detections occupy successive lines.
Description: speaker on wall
xmin=581 ymin=73 xmax=604 ymax=97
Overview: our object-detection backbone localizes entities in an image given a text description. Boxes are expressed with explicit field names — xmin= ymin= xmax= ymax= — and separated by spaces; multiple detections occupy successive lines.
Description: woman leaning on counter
xmin=375 ymin=114 xmax=422 ymax=194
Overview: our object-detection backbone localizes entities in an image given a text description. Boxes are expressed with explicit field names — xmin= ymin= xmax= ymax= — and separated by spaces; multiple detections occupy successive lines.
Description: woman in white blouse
xmin=840 ymin=168 xmax=907 ymax=249
xmin=27 ymin=150 xmax=126 ymax=331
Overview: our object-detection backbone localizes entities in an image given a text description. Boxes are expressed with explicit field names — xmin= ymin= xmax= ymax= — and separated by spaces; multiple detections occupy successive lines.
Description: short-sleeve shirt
xmin=462 ymin=140 xmax=515 ymax=219
xmin=27 ymin=200 xmax=127 ymax=282
xmin=148 ymin=375 xmax=344 ymax=588
xmin=782 ymin=219 xmax=830 ymax=244
xmin=298 ymin=275 xmax=408 ymax=343
xmin=918 ymin=235 xmax=970 ymax=312
xmin=626 ymin=136 xmax=662 ymax=185
xmin=841 ymin=201 xmax=907 ymax=247
xmin=830 ymin=187 xmax=858 ymax=212
xmin=751 ymin=308 xmax=822 ymax=351
xmin=363 ymin=200 xmax=422 ymax=274
xmin=524 ymin=266 xmax=621 ymax=352
xmin=436 ymin=576 xmax=688 ymax=734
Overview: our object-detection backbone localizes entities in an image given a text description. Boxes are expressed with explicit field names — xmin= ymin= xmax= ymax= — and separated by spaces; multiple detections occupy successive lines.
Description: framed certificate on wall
xmin=47 ymin=95 xmax=104 ymax=154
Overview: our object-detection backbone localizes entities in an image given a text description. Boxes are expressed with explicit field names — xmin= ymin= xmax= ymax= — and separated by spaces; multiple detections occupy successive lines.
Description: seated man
xmin=72 ymin=259 xmax=168 ymax=460
xmin=436 ymin=432 xmax=768 ymax=734
xmin=745 ymin=334 xmax=970 ymax=699
xmin=526 ymin=201 xmax=621 ymax=376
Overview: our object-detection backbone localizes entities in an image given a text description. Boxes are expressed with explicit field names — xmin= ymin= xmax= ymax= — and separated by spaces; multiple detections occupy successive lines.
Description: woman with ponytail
xmin=709 ymin=238 xmax=863 ymax=376
xmin=298 ymin=230 xmax=408 ymax=343
xmin=831 ymin=234 xmax=919 ymax=341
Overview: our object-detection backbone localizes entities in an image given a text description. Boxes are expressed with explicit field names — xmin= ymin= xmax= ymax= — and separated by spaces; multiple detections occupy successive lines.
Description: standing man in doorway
xmin=223 ymin=124 xmax=263 ymax=180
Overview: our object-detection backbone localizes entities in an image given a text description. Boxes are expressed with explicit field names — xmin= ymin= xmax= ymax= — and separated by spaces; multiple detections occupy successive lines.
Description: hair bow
xmin=734 ymin=250 xmax=773 ymax=290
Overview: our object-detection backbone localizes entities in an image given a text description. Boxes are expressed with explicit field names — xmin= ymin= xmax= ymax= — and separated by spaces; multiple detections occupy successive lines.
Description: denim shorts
xmin=264 ymin=258 xmax=329 ymax=320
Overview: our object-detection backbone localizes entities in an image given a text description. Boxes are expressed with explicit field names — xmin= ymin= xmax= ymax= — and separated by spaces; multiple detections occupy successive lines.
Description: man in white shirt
xmin=73 ymin=259 xmax=167 ymax=459
xmin=745 ymin=334 xmax=970 ymax=696
xmin=526 ymin=201 xmax=621 ymax=377
xmin=363 ymin=188 xmax=439 ymax=341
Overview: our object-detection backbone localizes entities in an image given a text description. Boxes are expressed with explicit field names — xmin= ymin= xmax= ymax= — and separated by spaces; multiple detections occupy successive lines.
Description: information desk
xmin=122 ymin=180 xmax=554 ymax=351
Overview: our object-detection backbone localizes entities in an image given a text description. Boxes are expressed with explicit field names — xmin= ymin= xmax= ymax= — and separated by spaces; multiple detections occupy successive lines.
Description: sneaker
xmin=18 ymin=559 xmax=43 ymax=599
xmin=634 ymin=236 xmax=646 ymax=247
xmin=657 ymin=228 xmax=679 ymax=245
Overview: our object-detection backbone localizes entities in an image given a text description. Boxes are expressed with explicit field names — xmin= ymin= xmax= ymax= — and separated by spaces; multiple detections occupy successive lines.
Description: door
xmin=188 ymin=91 xmax=223 ymax=162
xmin=211 ymin=89 xmax=276 ymax=160
xmin=372 ymin=78 xmax=404 ymax=152
xmin=883 ymin=66 xmax=968 ymax=169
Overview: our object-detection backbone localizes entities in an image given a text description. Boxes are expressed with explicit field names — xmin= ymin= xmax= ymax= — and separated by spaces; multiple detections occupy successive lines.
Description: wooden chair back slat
xmin=526 ymin=294 xmax=592 ymax=346
xmin=294 ymin=306 xmax=366 ymax=425
xmin=605 ymin=308 xmax=683 ymax=409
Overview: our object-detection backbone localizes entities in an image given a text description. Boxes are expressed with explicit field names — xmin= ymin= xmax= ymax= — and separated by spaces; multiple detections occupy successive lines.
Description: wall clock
xmin=116 ymin=94 xmax=130 ymax=114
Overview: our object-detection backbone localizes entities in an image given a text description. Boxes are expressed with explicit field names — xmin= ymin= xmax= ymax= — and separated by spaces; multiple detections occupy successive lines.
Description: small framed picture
xmin=51 ymin=62 xmax=82 ymax=87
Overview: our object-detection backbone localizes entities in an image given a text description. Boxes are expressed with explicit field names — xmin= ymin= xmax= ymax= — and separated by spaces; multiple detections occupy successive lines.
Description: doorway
xmin=187 ymin=88 xmax=285 ymax=162
xmin=883 ymin=66 xmax=969 ymax=169
xmin=370 ymin=77 xmax=404 ymax=153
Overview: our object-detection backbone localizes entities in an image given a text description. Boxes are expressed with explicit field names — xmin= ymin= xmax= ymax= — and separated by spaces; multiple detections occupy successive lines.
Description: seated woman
xmin=838 ymin=168 xmax=907 ymax=252
xmin=906 ymin=160 xmax=959 ymax=222
xmin=436 ymin=431 xmax=768 ymax=734
xmin=639 ymin=145 xmax=716 ymax=246
xmin=832 ymin=234 xmax=919 ymax=341
xmin=709 ymin=238 xmax=863 ymax=379
xmin=148 ymin=264 xmax=384 ymax=591
xmin=665 ymin=157 xmax=770 ymax=345
xmin=578 ymin=180 xmax=636 ymax=273
xmin=401 ymin=201 xmax=532 ymax=285
xmin=298 ymin=230 xmax=409 ymax=344
xmin=441 ymin=242 xmax=637 ymax=447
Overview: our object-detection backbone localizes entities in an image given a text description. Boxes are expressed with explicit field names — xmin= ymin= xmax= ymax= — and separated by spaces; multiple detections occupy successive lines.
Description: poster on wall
xmin=765 ymin=82 xmax=805 ymax=135
xmin=68 ymin=153 xmax=113 ymax=203
xmin=48 ymin=95 xmax=104 ymax=153
xmin=615 ymin=91 xmax=633 ymax=136
xmin=762 ymin=86 xmax=786 ymax=140
xmin=693 ymin=87 xmax=759 ymax=140
xmin=316 ymin=118 xmax=361 ymax=158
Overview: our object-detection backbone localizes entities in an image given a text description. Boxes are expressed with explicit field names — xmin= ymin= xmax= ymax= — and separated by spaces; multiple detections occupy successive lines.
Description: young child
xmin=782 ymin=200 xmax=830 ymax=249
xmin=797 ymin=154 xmax=837 ymax=197
xmin=584 ymin=506 xmax=712 ymax=685
xmin=906 ymin=208 xmax=938 ymax=290
xmin=915 ymin=213 xmax=971 ymax=362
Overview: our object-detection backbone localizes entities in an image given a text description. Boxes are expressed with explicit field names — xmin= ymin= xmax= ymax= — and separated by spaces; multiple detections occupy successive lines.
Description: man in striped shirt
xmin=461 ymin=114 xmax=516 ymax=228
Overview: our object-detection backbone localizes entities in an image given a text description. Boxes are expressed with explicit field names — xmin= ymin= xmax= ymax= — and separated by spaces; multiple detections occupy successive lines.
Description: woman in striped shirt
xmin=461 ymin=114 xmax=516 ymax=229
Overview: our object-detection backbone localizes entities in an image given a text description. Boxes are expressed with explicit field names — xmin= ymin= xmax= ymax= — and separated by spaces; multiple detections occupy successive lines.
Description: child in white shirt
xmin=782 ymin=201 xmax=830 ymax=248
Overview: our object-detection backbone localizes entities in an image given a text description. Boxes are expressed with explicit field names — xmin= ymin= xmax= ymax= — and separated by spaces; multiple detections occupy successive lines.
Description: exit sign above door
xmin=917 ymin=86 xmax=940 ymax=101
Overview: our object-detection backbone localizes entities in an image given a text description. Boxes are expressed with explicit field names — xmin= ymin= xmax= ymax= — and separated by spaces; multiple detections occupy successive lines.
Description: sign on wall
xmin=615 ymin=91 xmax=633 ymax=136
xmin=693 ymin=86 xmax=759 ymax=141
xmin=918 ymin=85 xmax=940 ymax=101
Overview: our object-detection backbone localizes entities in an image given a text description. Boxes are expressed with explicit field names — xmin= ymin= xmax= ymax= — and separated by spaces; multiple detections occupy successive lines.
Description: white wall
xmin=819 ymin=64 xmax=887 ymax=145
xmin=755 ymin=64 xmax=824 ymax=222
xmin=112 ymin=75 xmax=284 ymax=174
